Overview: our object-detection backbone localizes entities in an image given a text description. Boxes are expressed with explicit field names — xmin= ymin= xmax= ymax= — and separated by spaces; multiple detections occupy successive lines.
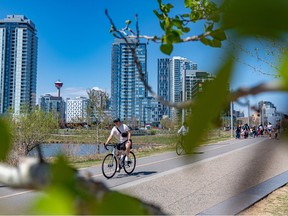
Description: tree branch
xmin=230 ymin=80 xmax=288 ymax=102
xmin=0 ymin=157 xmax=165 ymax=214
xmin=105 ymin=10 xmax=288 ymax=112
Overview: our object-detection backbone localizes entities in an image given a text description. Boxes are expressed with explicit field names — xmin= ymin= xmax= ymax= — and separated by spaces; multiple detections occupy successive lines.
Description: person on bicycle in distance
xmin=104 ymin=118 xmax=132 ymax=171
xmin=178 ymin=121 xmax=188 ymax=136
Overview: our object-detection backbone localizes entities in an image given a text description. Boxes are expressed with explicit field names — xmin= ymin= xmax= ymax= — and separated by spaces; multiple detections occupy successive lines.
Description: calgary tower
xmin=55 ymin=80 xmax=63 ymax=97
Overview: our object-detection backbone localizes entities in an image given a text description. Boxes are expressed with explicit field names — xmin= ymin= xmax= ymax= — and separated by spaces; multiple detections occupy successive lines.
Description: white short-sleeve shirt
xmin=110 ymin=123 xmax=130 ymax=143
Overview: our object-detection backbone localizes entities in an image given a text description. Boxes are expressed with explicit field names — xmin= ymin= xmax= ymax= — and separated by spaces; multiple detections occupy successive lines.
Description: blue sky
xmin=1 ymin=0 xmax=287 ymax=115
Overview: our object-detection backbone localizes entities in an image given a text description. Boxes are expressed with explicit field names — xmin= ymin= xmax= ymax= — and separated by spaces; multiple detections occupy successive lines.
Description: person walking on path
xmin=267 ymin=122 xmax=273 ymax=139
xmin=235 ymin=124 xmax=241 ymax=139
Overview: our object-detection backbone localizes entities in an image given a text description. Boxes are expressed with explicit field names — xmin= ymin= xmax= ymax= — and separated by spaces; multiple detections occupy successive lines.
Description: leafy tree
xmin=86 ymin=88 xmax=110 ymax=146
xmin=160 ymin=117 xmax=174 ymax=130
xmin=4 ymin=108 xmax=58 ymax=165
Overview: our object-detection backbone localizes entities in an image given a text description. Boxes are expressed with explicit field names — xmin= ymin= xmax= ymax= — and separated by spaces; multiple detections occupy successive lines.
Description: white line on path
xmin=0 ymin=190 xmax=33 ymax=199
xmin=112 ymin=138 xmax=266 ymax=190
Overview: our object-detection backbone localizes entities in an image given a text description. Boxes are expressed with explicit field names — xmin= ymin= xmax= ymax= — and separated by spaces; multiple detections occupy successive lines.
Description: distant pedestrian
xmin=259 ymin=124 xmax=264 ymax=136
xmin=252 ymin=126 xmax=257 ymax=138
xmin=274 ymin=122 xmax=280 ymax=139
xmin=267 ymin=122 xmax=273 ymax=139
xmin=235 ymin=124 xmax=241 ymax=139
xmin=243 ymin=124 xmax=250 ymax=139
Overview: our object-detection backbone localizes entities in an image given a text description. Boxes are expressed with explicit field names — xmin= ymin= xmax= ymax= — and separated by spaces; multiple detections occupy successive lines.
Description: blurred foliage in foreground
xmin=0 ymin=0 xmax=288 ymax=214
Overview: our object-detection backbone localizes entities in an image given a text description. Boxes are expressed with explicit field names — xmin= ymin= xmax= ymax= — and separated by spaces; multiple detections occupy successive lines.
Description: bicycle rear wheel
xmin=176 ymin=140 xmax=184 ymax=155
xmin=123 ymin=151 xmax=136 ymax=174
xmin=102 ymin=153 xmax=117 ymax=179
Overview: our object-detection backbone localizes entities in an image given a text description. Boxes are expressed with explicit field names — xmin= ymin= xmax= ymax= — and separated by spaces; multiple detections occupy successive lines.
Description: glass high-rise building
xmin=157 ymin=58 xmax=171 ymax=119
xmin=39 ymin=94 xmax=65 ymax=123
xmin=0 ymin=15 xmax=38 ymax=114
xmin=111 ymin=38 xmax=147 ymax=122
xmin=158 ymin=56 xmax=197 ymax=120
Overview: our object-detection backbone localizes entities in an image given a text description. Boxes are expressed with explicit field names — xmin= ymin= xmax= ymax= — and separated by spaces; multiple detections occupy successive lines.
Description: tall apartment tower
xmin=157 ymin=58 xmax=171 ymax=119
xmin=171 ymin=56 xmax=197 ymax=105
xmin=111 ymin=38 xmax=147 ymax=122
xmin=0 ymin=15 xmax=38 ymax=114
xmin=158 ymin=56 xmax=197 ymax=120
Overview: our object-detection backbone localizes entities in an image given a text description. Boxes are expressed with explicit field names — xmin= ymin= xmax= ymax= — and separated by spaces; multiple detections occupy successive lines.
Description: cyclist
xmin=178 ymin=121 xmax=188 ymax=136
xmin=177 ymin=122 xmax=189 ymax=153
xmin=104 ymin=118 xmax=132 ymax=172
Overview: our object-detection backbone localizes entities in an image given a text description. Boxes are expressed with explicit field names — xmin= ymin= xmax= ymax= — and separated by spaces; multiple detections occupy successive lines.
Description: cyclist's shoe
xmin=125 ymin=158 xmax=132 ymax=165
xmin=117 ymin=166 xmax=122 ymax=172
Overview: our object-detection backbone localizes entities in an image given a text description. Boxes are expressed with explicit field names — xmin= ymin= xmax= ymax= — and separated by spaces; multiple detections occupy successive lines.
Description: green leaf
xmin=210 ymin=29 xmax=227 ymax=41
xmin=170 ymin=30 xmax=182 ymax=42
xmin=200 ymin=37 xmax=210 ymax=46
xmin=172 ymin=19 xmax=183 ymax=28
xmin=184 ymin=0 xmax=193 ymax=8
xmin=32 ymin=187 xmax=76 ymax=215
xmin=211 ymin=39 xmax=221 ymax=47
xmin=182 ymin=27 xmax=190 ymax=33
xmin=166 ymin=3 xmax=174 ymax=11
xmin=0 ymin=118 xmax=12 ymax=160
xmin=279 ymin=51 xmax=288 ymax=87
xmin=222 ymin=0 xmax=288 ymax=38
xmin=160 ymin=43 xmax=173 ymax=55
xmin=153 ymin=10 xmax=164 ymax=20
xmin=183 ymin=55 xmax=233 ymax=152
xmin=98 ymin=192 xmax=149 ymax=215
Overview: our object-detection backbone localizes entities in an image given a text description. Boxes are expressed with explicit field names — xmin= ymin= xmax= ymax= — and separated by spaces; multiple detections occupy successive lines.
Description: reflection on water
xmin=28 ymin=143 xmax=106 ymax=158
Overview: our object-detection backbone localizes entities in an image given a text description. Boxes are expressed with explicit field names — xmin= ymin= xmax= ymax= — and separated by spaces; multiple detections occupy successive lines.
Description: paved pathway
xmin=113 ymin=137 xmax=288 ymax=215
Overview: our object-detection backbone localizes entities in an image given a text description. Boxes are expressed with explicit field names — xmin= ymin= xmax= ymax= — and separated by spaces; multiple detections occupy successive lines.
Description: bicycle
xmin=102 ymin=142 xmax=136 ymax=179
xmin=176 ymin=137 xmax=185 ymax=155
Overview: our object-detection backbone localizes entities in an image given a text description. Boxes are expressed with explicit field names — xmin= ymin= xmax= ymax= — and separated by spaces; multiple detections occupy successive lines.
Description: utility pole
xmin=247 ymin=99 xmax=251 ymax=126
xmin=181 ymin=69 xmax=186 ymax=124
xmin=230 ymin=101 xmax=234 ymax=138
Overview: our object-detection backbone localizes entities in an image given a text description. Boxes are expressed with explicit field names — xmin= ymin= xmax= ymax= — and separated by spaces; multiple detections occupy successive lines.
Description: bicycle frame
xmin=102 ymin=143 xmax=136 ymax=179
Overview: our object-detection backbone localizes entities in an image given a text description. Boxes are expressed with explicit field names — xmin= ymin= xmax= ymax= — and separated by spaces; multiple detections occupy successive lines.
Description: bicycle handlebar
xmin=104 ymin=144 xmax=108 ymax=150
xmin=104 ymin=143 xmax=118 ymax=150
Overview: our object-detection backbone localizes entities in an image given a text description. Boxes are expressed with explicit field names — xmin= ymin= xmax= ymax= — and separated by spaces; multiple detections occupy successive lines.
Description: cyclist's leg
xmin=116 ymin=150 xmax=122 ymax=172
xmin=125 ymin=140 xmax=132 ymax=161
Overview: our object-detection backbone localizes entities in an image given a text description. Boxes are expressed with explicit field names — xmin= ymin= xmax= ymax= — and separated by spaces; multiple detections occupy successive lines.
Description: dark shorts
xmin=117 ymin=139 xmax=132 ymax=150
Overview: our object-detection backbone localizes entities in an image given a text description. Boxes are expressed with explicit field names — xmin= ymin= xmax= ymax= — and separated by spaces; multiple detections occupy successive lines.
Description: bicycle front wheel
xmin=123 ymin=151 xmax=136 ymax=174
xmin=102 ymin=153 xmax=117 ymax=179
xmin=176 ymin=140 xmax=184 ymax=155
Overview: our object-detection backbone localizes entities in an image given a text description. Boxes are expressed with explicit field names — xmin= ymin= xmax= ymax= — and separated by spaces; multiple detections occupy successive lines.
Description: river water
xmin=28 ymin=143 xmax=141 ymax=158
xmin=28 ymin=143 xmax=106 ymax=158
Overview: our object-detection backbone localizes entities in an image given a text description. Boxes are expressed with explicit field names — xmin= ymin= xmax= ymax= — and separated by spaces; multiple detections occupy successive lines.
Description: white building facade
xmin=259 ymin=101 xmax=281 ymax=127
xmin=66 ymin=97 xmax=89 ymax=123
